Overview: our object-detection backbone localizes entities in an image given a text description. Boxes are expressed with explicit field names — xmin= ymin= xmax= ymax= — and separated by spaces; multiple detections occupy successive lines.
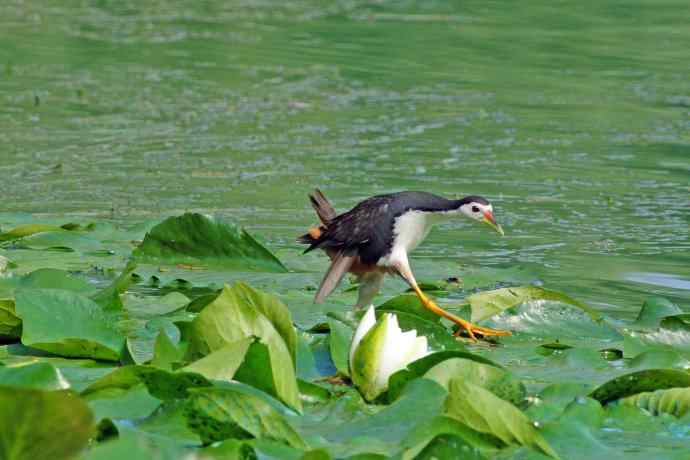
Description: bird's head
xmin=458 ymin=196 xmax=504 ymax=236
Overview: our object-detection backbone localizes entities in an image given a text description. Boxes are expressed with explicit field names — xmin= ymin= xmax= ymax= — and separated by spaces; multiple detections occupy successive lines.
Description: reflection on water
xmin=626 ymin=273 xmax=690 ymax=291
xmin=1 ymin=1 xmax=689 ymax=312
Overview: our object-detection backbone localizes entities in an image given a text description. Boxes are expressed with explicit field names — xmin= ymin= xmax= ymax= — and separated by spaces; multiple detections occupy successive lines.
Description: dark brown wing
xmin=313 ymin=251 xmax=356 ymax=303
xmin=307 ymin=195 xmax=397 ymax=265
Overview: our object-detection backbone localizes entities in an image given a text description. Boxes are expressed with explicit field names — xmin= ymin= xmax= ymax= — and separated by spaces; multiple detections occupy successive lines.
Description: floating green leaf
xmin=82 ymin=365 xmax=212 ymax=400
xmin=0 ymin=224 xmax=66 ymax=242
xmin=387 ymin=350 xmax=502 ymax=402
xmin=185 ymin=386 xmax=306 ymax=448
xmin=15 ymin=289 xmax=125 ymax=361
xmin=619 ymin=387 xmax=690 ymax=418
xmin=398 ymin=415 xmax=499 ymax=459
xmin=0 ymin=362 xmax=70 ymax=390
xmin=185 ymin=283 xmax=301 ymax=411
xmin=466 ymin=286 xmax=598 ymax=322
xmin=131 ymin=213 xmax=287 ymax=272
xmin=327 ymin=318 xmax=352 ymax=377
xmin=632 ymin=297 xmax=683 ymax=329
xmin=0 ymin=386 xmax=95 ymax=460
xmin=182 ymin=337 xmax=253 ymax=381
xmin=85 ymin=385 xmax=162 ymax=421
xmin=378 ymin=293 xmax=441 ymax=323
xmin=590 ymin=369 xmax=690 ymax=404
xmin=445 ymin=380 xmax=560 ymax=459
xmin=0 ymin=299 xmax=21 ymax=339
xmin=424 ymin=358 xmax=526 ymax=407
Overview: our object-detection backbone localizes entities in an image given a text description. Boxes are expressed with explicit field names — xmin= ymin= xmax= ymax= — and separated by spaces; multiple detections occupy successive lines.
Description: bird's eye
xmin=471 ymin=206 xmax=480 ymax=213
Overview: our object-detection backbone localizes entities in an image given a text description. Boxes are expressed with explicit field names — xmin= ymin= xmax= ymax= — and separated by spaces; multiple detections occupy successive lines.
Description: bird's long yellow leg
xmin=410 ymin=284 xmax=511 ymax=340
xmin=393 ymin=256 xmax=510 ymax=340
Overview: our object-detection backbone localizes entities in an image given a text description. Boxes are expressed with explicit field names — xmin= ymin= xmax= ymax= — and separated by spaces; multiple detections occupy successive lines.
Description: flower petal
xmin=349 ymin=304 xmax=377 ymax=366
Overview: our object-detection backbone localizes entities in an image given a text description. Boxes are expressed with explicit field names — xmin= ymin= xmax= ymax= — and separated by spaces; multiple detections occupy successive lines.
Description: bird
xmin=298 ymin=189 xmax=510 ymax=340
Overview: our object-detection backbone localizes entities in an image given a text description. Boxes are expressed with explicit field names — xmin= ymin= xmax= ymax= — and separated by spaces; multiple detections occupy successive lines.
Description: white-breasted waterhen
xmin=298 ymin=189 xmax=511 ymax=340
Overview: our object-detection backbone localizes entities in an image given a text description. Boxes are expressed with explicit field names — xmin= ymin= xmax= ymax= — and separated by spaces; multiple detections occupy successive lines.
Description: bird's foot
xmin=451 ymin=318 xmax=511 ymax=341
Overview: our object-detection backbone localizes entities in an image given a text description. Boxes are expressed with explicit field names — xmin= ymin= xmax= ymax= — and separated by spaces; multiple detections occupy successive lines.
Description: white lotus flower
xmin=349 ymin=305 xmax=429 ymax=401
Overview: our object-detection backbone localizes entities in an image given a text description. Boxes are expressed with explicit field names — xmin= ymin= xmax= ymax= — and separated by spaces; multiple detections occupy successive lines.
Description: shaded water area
xmin=1 ymin=2 xmax=689 ymax=316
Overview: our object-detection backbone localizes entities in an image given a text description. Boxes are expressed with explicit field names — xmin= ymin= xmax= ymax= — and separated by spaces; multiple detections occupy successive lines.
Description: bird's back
xmin=301 ymin=191 xmax=453 ymax=265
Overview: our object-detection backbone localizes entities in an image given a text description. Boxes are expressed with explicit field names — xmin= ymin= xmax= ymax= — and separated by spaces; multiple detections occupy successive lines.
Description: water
xmin=1 ymin=0 xmax=689 ymax=318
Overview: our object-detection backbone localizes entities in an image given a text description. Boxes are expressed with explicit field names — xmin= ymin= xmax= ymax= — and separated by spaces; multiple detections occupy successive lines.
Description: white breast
xmin=379 ymin=210 xmax=455 ymax=268
xmin=392 ymin=211 xmax=432 ymax=253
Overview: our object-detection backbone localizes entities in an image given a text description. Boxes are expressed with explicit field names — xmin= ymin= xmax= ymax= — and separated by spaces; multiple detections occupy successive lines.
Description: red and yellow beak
xmin=482 ymin=210 xmax=504 ymax=236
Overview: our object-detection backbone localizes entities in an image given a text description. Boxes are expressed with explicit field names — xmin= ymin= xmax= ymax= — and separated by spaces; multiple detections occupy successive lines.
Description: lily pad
xmin=0 ymin=386 xmax=95 ymax=460
xmin=590 ymin=369 xmax=690 ymax=404
xmin=0 ymin=299 xmax=21 ymax=339
xmin=185 ymin=283 xmax=301 ymax=411
xmin=387 ymin=350 xmax=503 ymax=402
xmin=444 ymin=380 xmax=559 ymax=459
xmin=185 ymin=386 xmax=307 ymax=448
xmin=619 ymin=387 xmax=690 ymax=418
xmin=632 ymin=297 xmax=683 ymax=329
xmin=131 ymin=213 xmax=287 ymax=272
xmin=467 ymin=286 xmax=598 ymax=322
xmin=424 ymin=358 xmax=526 ymax=407
xmin=0 ymin=223 xmax=67 ymax=242
xmin=182 ymin=337 xmax=254 ymax=381
xmin=327 ymin=318 xmax=353 ymax=377
xmin=0 ymin=362 xmax=70 ymax=390
xmin=82 ymin=365 xmax=212 ymax=400
xmin=15 ymin=289 xmax=125 ymax=361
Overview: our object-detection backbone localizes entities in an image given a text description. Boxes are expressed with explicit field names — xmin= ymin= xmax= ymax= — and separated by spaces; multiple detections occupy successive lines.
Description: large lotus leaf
xmin=387 ymin=350 xmax=503 ymax=402
xmin=327 ymin=318 xmax=352 ymax=377
xmin=632 ymin=297 xmax=683 ymax=329
xmin=0 ymin=299 xmax=21 ymax=339
xmin=525 ymin=383 xmax=593 ymax=424
xmin=482 ymin=297 xmax=621 ymax=349
xmin=0 ymin=268 xmax=95 ymax=299
xmin=623 ymin=314 xmax=690 ymax=358
xmin=150 ymin=330 xmax=187 ymax=370
xmin=628 ymin=350 xmax=690 ymax=371
xmin=599 ymin=403 xmax=690 ymax=458
xmin=131 ymin=213 xmax=287 ymax=272
xmin=0 ymin=362 xmax=70 ymax=390
xmin=86 ymin=385 xmax=162 ymax=421
xmin=620 ymin=387 xmax=690 ymax=418
xmin=226 ymin=282 xmax=297 ymax=362
xmin=590 ymin=369 xmax=690 ymax=404
xmin=91 ymin=262 xmax=138 ymax=311
xmin=0 ymin=223 xmax=66 ymax=242
xmin=185 ymin=386 xmax=307 ymax=448
xmin=293 ymin=379 xmax=448 ymax=458
xmin=82 ymin=365 xmax=212 ymax=400
xmin=377 ymin=293 xmax=441 ymax=323
xmin=82 ymin=432 xmax=193 ymax=460
xmin=182 ymin=337 xmax=253 ymax=381
xmin=445 ymin=380 xmax=559 ymax=459
xmin=467 ymin=286 xmax=598 ymax=322
xmin=536 ymin=397 xmax=614 ymax=460
xmin=397 ymin=415 xmax=500 ymax=460
xmin=15 ymin=289 xmax=125 ymax=361
xmin=120 ymin=400 xmax=201 ymax=445
xmin=185 ymin=283 xmax=301 ymax=411
xmin=0 ymin=386 xmax=95 ymax=460
xmin=123 ymin=292 xmax=190 ymax=318
xmin=13 ymin=230 xmax=102 ymax=253
xmin=424 ymin=358 xmax=526 ymax=407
